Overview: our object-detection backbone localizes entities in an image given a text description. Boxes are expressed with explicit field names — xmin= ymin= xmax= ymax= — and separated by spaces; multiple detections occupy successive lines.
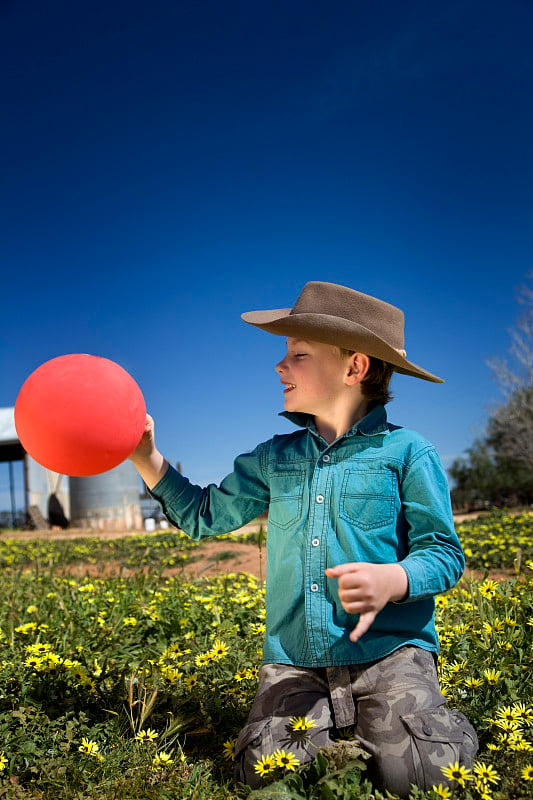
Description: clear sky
xmin=1 ymin=0 xmax=532 ymax=512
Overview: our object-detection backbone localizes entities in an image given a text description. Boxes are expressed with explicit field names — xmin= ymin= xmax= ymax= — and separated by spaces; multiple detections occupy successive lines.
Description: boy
xmin=130 ymin=281 xmax=477 ymax=797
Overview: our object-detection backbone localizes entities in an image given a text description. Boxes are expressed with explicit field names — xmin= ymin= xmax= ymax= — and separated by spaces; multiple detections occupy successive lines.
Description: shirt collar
xmin=279 ymin=403 xmax=389 ymax=438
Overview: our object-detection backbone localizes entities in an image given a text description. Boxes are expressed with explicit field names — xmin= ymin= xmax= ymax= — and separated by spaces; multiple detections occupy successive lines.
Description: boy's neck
xmin=314 ymin=398 xmax=370 ymax=444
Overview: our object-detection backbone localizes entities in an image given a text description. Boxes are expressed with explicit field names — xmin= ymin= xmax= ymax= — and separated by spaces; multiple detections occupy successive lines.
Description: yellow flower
xmin=208 ymin=639 xmax=229 ymax=660
xmin=0 ymin=752 xmax=7 ymax=772
xmin=431 ymin=784 xmax=452 ymax=799
xmin=78 ymin=738 xmax=100 ymax=757
xmin=250 ymin=622 xmax=266 ymax=635
xmin=152 ymin=751 xmax=173 ymax=769
xmin=521 ymin=764 xmax=533 ymax=780
xmin=483 ymin=668 xmax=502 ymax=685
xmin=184 ymin=674 xmax=198 ymax=689
xmin=289 ymin=716 xmax=319 ymax=732
xmin=464 ymin=677 xmax=483 ymax=688
xmin=195 ymin=652 xmax=213 ymax=667
xmin=493 ymin=718 xmax=520 ymax=732
xmin=161 ymin=667 xmax=182 ymax=684
xmin=14 ymin=622 xmax=37 ymax=634
xmin=512 ymin=702 xmax=533 ymax=723
xmin=273 ymin=748 xmax=300 ymax=771
xmin=473 ymin=761 xmax=500 ymax=785
xmin=495 ymin=706 xmax=519 ymax=724
xmin=24 ymin=655 xmax=43 ymax=670
xmin=123 ymin=616 xmax=137 ymax=626
xmin=136 ymin=728 xmax=159 ymax=742
xmin=254 ymin=754 xmax=276 ymax=776
xmin=441 ymin=760 xmax=472 ymax=787
xmin=222 ymin=739 xmax=235 ymax=760
xmin=479 ymin=580 xmax=498 ymax=598
xmin=26 ymin=642 xmax=51 ymax=654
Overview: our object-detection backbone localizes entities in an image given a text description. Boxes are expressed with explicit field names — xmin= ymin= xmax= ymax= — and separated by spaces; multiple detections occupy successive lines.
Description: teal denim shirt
xmin=149 ymin=404 xmax=464 ymax=667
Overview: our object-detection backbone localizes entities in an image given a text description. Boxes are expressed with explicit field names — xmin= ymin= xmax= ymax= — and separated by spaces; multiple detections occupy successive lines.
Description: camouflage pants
xmin=235 ymin=647 xmax=478 ymax=798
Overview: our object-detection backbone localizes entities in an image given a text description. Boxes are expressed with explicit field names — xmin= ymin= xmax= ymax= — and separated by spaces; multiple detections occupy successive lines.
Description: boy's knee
xmin=234 ymin=709 xmax=335 ymax=788
xmin=234 ymin=715 xmax=330 ymax=789
xmin=368 ymin=706 xmax=478 ymax=798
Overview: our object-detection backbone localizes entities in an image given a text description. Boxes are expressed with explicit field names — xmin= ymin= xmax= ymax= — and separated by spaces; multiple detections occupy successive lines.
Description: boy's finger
xmin=325 ymin=563 xmax=359 ymax=577
xmin=349 ymin=611 xmax=376 ymax=642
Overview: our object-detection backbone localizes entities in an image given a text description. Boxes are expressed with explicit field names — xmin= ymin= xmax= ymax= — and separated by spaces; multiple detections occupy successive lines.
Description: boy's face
xmin=275 ymin=338 xmax=354 ymax=416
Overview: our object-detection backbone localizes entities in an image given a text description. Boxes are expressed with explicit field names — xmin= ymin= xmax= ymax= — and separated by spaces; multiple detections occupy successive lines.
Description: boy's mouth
xmin=283 ymin=383 xmax=296 ymax=394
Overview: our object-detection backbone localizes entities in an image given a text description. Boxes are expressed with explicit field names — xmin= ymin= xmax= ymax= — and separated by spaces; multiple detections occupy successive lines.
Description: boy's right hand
xmin=132 ymin=413 xmax=157 ymax=458
xmin=129 ymin=414 xmax=169 ymax=489
xmin=325 ymin=562 xmax=408 ymax=642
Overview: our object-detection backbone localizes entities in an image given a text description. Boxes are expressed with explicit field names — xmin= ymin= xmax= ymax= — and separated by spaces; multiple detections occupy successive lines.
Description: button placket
xmin=305 ymin=457 xmax=332 ymax=661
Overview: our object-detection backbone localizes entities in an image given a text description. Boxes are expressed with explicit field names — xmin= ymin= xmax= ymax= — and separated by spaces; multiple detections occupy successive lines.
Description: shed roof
xmin=0 ymin=408 xmax=25 ymax=462
xmin=0 ymin=408 xmax=17 ymax=444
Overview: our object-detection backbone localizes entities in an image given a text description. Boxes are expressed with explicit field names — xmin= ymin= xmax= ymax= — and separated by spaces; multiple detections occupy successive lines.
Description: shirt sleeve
xmin=148 ymin=442 xmax=270 ymax=539
xmin=398 ymin=444 xmax=465 ymax=601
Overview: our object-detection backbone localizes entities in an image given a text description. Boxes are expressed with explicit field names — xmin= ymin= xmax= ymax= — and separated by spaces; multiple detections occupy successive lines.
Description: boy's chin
xmin=284 ymin=399 xmax=309 ymax=415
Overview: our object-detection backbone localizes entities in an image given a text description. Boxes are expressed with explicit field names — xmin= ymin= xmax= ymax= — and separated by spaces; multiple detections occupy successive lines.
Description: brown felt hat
xmin=241 ymin=281 xmax=443 ymax=383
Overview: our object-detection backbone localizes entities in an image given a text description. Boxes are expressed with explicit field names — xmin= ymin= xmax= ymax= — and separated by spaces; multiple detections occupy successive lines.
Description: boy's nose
xmin=275 ymin=357 xmax=286 ymax=374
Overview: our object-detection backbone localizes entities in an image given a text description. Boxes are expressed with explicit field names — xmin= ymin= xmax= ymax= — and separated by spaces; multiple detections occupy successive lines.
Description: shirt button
xmin=310 ymin=583 xmax=319 ymax=592
xmin=312 ymin=538 xmax=320 ymax=547
xmin=316 ymin=494 xmax=324 ymax=504
xmin=322 ymin=454 xmax=330 ymax=462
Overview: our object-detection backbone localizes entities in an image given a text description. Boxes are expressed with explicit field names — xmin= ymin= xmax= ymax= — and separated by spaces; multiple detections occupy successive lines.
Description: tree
xmin=450 ymin=273 xmax=533 ymax=509
xmin=487 ymin=272 xmax=533 ymax=472
xmin=449 ymin=435 xmax=533 ymax=509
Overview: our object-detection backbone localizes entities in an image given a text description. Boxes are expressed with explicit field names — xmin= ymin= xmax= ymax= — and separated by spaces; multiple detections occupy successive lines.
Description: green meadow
xmin=0 ymin=511 xmax=531 ymax=799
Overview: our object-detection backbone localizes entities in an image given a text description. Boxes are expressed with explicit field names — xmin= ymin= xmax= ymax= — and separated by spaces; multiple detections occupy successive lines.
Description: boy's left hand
xmin=324 ymin=562 xmax=408 ymax=643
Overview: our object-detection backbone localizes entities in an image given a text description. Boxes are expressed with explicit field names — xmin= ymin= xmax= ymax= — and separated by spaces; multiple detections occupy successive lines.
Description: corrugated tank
xmin=69 ymin=459 xmax=143 ymax=530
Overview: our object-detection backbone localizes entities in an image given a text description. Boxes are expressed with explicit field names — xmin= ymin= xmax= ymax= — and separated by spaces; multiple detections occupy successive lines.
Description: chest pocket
xmin=268 ymin=469 xmax=305 ymax=530
xmin=340 ymin=469 xmax=396 ymax=530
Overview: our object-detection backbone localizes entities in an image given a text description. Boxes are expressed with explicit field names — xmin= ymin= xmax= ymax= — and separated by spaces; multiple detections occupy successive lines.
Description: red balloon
xmin=14 ymin=354 xmax=146 ymax=476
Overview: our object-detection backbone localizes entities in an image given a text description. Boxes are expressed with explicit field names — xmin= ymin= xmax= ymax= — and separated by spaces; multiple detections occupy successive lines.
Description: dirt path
xmin=0 ymin=512 xmax=503 ymax=583
xmin=0 ymin=523 xmax=267 ymax=580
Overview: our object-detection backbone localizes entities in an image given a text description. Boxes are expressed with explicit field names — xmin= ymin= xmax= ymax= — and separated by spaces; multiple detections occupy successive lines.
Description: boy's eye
xmin=294 ymin=353 xmax=307 ymax=358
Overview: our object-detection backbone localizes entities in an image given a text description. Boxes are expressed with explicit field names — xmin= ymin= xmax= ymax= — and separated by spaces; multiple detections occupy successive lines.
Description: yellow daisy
xmin=289 ymin=716 xmax=319 ymax=732
xmin=273 ymin=748 xmax=300 ymax=771
xmin=254 ymin=754 xmax=275 ymax=776
xmin=441 ymin=760 xmax=472 ymax=787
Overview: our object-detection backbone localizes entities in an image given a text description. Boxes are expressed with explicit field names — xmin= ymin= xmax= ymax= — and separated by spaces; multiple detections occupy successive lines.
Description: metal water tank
xmin=69 ymin=459 xmax=142 ymax=530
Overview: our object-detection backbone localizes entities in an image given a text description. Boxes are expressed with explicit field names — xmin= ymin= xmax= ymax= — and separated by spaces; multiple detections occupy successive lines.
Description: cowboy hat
xmin=241 ymin=281 xmax=443 ymax=383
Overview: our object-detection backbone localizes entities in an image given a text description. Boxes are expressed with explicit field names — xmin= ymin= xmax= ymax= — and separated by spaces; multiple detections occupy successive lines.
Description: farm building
xmin=0 ymin=406 xmax=143 ymax=530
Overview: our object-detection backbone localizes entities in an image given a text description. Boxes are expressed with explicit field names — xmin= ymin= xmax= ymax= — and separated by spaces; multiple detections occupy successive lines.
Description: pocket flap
xmin=401 ymin=707 xmax=464 ymax=744
xmin=234 ymin=717 xmax=270 ymax=757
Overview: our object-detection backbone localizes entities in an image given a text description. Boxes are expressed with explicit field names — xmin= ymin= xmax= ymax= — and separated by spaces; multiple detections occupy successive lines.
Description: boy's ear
xmin=345 ymin=353 xmax=370 ymax=385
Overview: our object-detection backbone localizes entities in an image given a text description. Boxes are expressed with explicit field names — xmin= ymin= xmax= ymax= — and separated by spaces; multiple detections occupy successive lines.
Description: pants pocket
xmin=400 ymin=706 xmax=478 ymax=790
xmin=234 ymin=717 xmax=272 ymax=788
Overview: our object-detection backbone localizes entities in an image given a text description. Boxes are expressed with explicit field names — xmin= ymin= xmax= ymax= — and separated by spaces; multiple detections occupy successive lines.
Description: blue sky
xmin=1 ymin=0 xmax=532 ymax=511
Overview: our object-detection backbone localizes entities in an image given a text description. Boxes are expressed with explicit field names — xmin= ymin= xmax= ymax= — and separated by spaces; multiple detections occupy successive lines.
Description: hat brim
xmin=241 ymin=309 xmax=444 ymax=383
